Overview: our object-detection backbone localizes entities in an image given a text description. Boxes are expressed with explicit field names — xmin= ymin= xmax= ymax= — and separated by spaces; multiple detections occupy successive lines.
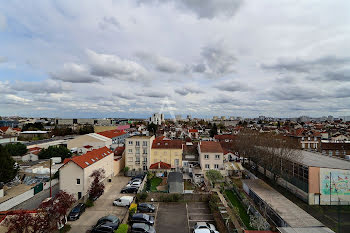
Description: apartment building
xmin=150 ymin=113 xmax=164 ymax=125
xmin=59 ymin=147 xmax=114 ymax=200
xmin=151 ymin=137 xmax=183 ymax=169
xmin=125 ymin=135 xmax=155 ymax=171
xmin=198 ymin=141 xmax=224 ymax=171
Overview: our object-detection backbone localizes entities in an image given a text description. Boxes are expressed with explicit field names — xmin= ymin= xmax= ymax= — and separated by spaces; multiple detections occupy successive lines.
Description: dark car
xmin=95 ymin=215 xmax=120 ymax=226
xmin=68 ymin=203 xmax=86 ymax=221
xmin=90 ymin=190 xmax=104 ymax=201
xmin=131 ymin=223 xmax=156 ymax=233
xmin=132 ymin=174 xmax=145 ymax=180
xmin=121 ymin=186 xmax=138 ymax=193
xmin=129 ymin=213 xmax=154 ymax=226
xmin=91 ymin=222 xmax=119 ymax=233
xmin=137 ymin=203 xmax=156 ymax=213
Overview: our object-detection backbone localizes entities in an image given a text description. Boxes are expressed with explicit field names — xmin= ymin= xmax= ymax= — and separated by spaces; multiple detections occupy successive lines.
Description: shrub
xmin=159 ymin=194 xmax=181 ymax=202
xmin=123 ymin=166 xmax=129 ymax=174
xmin=115 ymin=224 xmax=128 ymax=233
xmin=59 ymin=224 xmax=71 ymax=233
xmin=129 ymin=203 xmax=137 ymax=217
xmin=136 ymin=192 xmax=148 ymax=202
xmin=209 ymin=194 xmax=220 ymax=212
xmin=85 ymin=199 xmax=94 ymax=208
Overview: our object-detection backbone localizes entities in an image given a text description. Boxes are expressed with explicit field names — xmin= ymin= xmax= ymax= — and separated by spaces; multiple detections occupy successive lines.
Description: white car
xmin=194 ymin=229 xmax=219 ymax=233
xmin=113 ymin=196 xmax=134 ymax=207
xmin=128 ymin=178 xmax=142 ymax=184
xmin=126 ymin=181 xmax=141 ymax=187
xmin=194 ymin=222 xmax=216 ymax=231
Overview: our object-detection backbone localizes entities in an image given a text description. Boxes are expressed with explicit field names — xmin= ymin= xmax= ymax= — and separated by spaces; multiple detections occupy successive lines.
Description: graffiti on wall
xmin=320 ymin=168 xmax=350 ymax=195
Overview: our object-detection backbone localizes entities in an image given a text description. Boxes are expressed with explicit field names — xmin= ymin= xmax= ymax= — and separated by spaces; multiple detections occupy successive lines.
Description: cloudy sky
xmin=1 ymin=0 xmax=350 ymax=118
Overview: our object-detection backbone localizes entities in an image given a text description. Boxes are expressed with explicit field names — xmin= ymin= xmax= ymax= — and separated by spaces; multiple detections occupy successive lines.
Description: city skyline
xmin=1 ymin=0 xmax=350 ymax=118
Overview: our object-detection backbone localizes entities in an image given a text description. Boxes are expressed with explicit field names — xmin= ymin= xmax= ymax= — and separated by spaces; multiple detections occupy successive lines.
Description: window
xmin=135 ymin=157 xmax=140 ymax=162
xmin=128 ymin=141 xmax=133 ymax=145
xmin=205 ymin=164 xmax=210 ymax=169
xmin=128 ymin=157 xmax=133 ymax=162
xmin=85 ymin=162 xmax=89 ymax=166
xmin=76 ymin=179 xmax=80 ymax=185
xmin=128 ymin=149 xmax=133 ymax=153
xmin=143 ymin=157 xmax=147 ymax=162
xmin=215 ymin=154 xmax=220 ymax=159
xmin=143 ymin=141 xmax=147 ymax=146
xmin=204 ymin=154 xmax=209 ymax=159
xmin=175 ymin=159 xmax=179 ymax=166
xmin=78 ymin=192 xmax=82 ymax=199
xmin=136 ymin=148 xmax=140 ymax=154
xmin=143 ymin=149 xmax=147 ymax=154
xmin=136 ymin=141 xmax=140 ymax=146
xmin=214 ymin=164 xmax=219 ymax=169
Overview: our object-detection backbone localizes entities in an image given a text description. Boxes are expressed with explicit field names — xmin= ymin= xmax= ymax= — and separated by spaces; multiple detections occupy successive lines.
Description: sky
xmin=1 ymin=0 xmax=350 ymax=119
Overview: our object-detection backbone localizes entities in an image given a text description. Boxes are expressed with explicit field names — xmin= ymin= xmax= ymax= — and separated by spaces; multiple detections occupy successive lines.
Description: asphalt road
xmin=69 ymin=176 xmax=131 ymax=233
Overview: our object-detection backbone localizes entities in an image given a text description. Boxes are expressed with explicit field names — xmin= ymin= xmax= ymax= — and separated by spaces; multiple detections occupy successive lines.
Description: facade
xmin=151 ymin=137 xmax=183 ymax=169
xmin=150 ymin=113 xmax=164 ymax=125
xmin=59 ymin=147 xmax=114 ymax=200
xmin=67 ymin=133 xmax=112 ymax=150
xmin=198 ymin=141 xmax=224 ymax=171
xmin=320 ymin=141 xmax=350 ymax=159
xmin=125 ymin=135 xmax=155 ymax=171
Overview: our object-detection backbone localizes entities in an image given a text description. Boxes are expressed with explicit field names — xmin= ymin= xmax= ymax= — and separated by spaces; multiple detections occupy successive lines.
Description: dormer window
xmin=85 ymin=162 xmax=90 ymax=166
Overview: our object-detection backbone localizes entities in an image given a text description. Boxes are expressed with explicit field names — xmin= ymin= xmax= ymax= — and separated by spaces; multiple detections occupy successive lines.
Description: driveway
xmin=69 ymin=176 xmax=131 ymax=233
xmin=187 ymin=202 xmax=215 ymax=231
xmin=155 ymin=202 xmax=189 ymax=233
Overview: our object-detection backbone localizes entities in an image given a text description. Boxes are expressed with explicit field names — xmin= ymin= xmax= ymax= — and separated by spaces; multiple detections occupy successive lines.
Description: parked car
xmin=67 ymin=203 xmax=86 ymax=221
xmin=113 ymin=196 xmax=134 ymax=207
xmin=193 ymin=229 xmax=219 ymax=233
xmin=121 ymin=186 xmax=139 ymax=193
xmin=126 ymin=180 xmax=142 ymax=187
xmin=91 ymin=222 xmax=119 ymax=233
xmin=137 ymin=203 xmax=156 ymax=213
xmin=131 ymin=223 xmax=156 ymax=233
xmin=90 ymin=190 xmax=104 ymax=201
xmin=95 ymin=215 xmax=120 ymax=226
xmin=132 ymin=174 xmax=145 ymax=180
xmin=194 ymin=222 xmax=216 ymax=231
xmin=129 ymin=213 xmax=154 ymax=226
xmin=128 ymin=178 xmax=142 ymax=184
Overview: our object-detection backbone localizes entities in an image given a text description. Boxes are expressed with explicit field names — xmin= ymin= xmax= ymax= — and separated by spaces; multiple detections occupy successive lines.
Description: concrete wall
xmin=114 ymin=156 xmax=125 ymax=175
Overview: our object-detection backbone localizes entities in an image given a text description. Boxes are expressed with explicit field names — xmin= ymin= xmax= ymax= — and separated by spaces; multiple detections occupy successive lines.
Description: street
xmin=69 ymin=176 xmax=131 ymax=233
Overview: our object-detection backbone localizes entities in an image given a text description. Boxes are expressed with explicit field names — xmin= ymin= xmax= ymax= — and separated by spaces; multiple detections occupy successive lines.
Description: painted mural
xmin=320 ymin=168 xmax=350 ymax=196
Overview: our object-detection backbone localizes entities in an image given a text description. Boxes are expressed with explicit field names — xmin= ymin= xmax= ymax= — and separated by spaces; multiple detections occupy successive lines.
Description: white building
xmin=198 ymin=141 xmax=224 ymax=171
xmin=59 ymin=147 xmax=114 ymax=200
xmin=150 ymin=113 xmax=164 ymax=125
xmin=67 ymin=133 xmax=112 ymax=152
xmin=125 ymin=135 xmax=155 ymax=171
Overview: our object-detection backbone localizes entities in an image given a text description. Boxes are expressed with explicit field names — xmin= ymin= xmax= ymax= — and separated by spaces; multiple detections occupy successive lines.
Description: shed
xmin=168 ymin=172 xmax=183 ymax=193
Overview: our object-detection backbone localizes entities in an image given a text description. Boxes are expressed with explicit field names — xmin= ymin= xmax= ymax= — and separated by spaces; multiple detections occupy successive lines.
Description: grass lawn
xmin=150 ymin=177 xmax=163 ymax=192
xmin=225 ymin=190 xmax=253 ymax=230
xmin=184 ymin=180 xmax=194 ymax=190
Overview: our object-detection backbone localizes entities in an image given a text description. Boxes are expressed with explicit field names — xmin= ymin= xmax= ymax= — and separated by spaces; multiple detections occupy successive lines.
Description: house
xmin=151 ymin=137 xmax=183 ymax=169
xmin=21 ymin=147 xmax=41 ymax=162
xmin=188 ymin=129 xmax=199 ymax=139
xmin=214 ymin=134 xmax=236 ymax=143
xmin=149 ymin=161 xmax=172 ymax=176
xmin=0 ymin=127 xmax=21 ymax=136
xmin=67 ymin=133 xmax=112 ymax=151
xmin=198 ymin=141 xmax=224 ymax=171
xmin=97 ymin=130 xmax=129 ymax=147
xmin=168 ymin=172 xmax=183 ymax=193
xmin=59 ymin=147 xmax=114 ymax=200
xmin=320 ymin=141 xmax=350 ymax=158
xmin=125 ymin=135 xmax=155 ymax=171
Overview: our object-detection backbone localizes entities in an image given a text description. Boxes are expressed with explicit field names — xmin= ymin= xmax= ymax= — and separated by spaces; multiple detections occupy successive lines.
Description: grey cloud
xmin=87 ymin=50 xmax=149 ymax=81
xmin=200 ymin=43 xmax=236 ymax=77
xmin=214 ymin=80 xmax=250 ymax=92
xmin=136 ymin=52 xmax=186 ymax=73
xmin=0 ymin=56 xmax=7 ymax=63
xmin=113 ymin=92 xmax=135 ymax=100
xmin=139 ymin=0 xmax=243 ymax=19
xmin=51 ymin=63 xmax=100 ymax=83
xmin=11 ymin=80 xmax=71 ymax=94
xmin=192 ymin=63 xmax=206 ymax=73
xmin=136 ymin=90 xmax=169 ymax=98
xmin=99 ymin=16 xmax=121 ymax=30
xmin=268 ymin=86 xmax=327 ymax=101
xmin=262 ymin=56 xmax=350 ymax=73
xmin=311 ymin=69 xmax=350 ymax=82
xmin=175 ymin=86 xmax=203 ymax=96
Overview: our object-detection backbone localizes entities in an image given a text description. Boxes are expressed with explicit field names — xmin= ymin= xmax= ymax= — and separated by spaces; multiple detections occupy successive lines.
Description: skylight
xmin=85 ymin=162 xmax=90 ymax=165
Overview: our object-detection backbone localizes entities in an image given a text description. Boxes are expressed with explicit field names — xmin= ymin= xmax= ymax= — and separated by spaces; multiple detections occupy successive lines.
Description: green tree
xmin=147 ymin=123 xmax=158 ymax=135
xmin=4 ymin=143 xmax=28 ymax=156
xmin=78 ymin=124 xmax=94 ymax=135
xmin=206 ymin=169 xmax=223 ymax=185
xmin=38 ymin=146 xmax=72 ymax=160
xmin=0 ymin=145 xmax=18 ymax=183
xmin=22 ymin=122 xmax=44 ymax=131
xmin=209 ymin=123 xmax=218 ymax=137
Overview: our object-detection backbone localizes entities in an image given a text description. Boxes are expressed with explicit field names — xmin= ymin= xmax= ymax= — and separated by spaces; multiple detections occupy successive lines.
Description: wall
xmin=151 ymin=148 xmax=182 ymax=168
xmin=59 ymin=162 xmax=84 ymax=200
xmin=113 ymin=155 xmax=125 ymax=175
xmin=199 ymin=151 xmax=224 ymax=171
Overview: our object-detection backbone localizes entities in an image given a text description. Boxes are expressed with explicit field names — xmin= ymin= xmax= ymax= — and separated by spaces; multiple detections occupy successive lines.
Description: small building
xmin=20 ymin=131 xmax=49 ymax=139
xmin=149 ymin=161 xmax=172 ymax=177
xmin=67 ymin=133 xmax=112 ymax=151
xmin=151 ymin=137 xmax=183 ymax=169
xmin=168 ymin=172 xmax=183 ymax=193
xmin=198 ymin=141 xmax=224 ymax=171
xmin=21 ymin=147 xmax=41 ymax=162
xmin=97 ymin=130 xmax=129 ymax=147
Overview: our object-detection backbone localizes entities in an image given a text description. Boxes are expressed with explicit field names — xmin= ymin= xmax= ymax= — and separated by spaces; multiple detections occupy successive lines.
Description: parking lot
xmin=151 ymin=202 xmax=215 ymax=233
xmin=69 ymin=176 xmax=132 ymax=233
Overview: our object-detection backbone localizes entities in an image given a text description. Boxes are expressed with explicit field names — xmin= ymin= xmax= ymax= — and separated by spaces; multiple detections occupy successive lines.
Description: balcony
xmin=135 ymin=161 xmax=140 ymax=165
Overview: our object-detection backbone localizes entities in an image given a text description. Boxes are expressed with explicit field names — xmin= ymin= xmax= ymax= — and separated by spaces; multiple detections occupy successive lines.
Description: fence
xmin=137 ymin=175 xmax=148 ymax=194
xmin=0 ymin=179 xmax=59 ymax=211
xmin=144 ymin=193 xmax=210 ymax=202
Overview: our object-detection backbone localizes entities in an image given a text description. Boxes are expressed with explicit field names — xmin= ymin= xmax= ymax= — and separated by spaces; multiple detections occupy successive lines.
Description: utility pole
xmin=50 ymin=158 xmax=52 ymax=197
xmin=329 ymin=172 xmax=332 ymax=206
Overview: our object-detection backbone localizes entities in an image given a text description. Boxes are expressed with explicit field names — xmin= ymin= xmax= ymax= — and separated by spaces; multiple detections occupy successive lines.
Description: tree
xmin=209 ymin=123 xmax=218 ymax=138
xmin=4 ymin=143 xmax=28 ymax=156
xmin=0 ymin=145 xmax=18 ymax=183
xmin=78 ymin=124 xmax=94 ymax=135
xmin=39 ymin=191 xmax=75 ymax=232
xmin=88 ymin=169 xmax=105 ymax=201
xmin=147 ymin=123 xmax=158 ymax=135
xmin=3 ymin=211 xmax=37 ymax=233
xmin=206 ymin=170 xmax=223 ymax=186
xmin=50 ymin=126 xmax=73 ymax=137
xmin=22 ymin=123 xmax=44 ymax=131
xmin=38 ymin=146 xmax=72 ymax=160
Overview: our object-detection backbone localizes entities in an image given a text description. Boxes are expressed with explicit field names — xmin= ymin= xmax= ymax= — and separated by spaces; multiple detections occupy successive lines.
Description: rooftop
xmin=152 ymin=138 xmax=182 ymax=149
xmin=63 ymin=147 xmax=112 ymax=169
xmin=97 ymin=130 xmax=127 ymax=139
xmin=296 ymin=150 xmax=350 ymax=170
xmin=199 ymin=141 xmax=224 ymax=153
xmin=242 ymin=179 xmax=324 ymax=228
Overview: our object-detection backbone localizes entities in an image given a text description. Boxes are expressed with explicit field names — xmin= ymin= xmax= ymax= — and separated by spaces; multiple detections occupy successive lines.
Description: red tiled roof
xmin=149 ymin=161 xmax=171 ymax=169
xmin=84 ymin=145 xmax=93 ymax=149
xmin=13 ymin=128 xmax=21 ymax=132
xmin=28 ymin=147 xmax=42 ymax=155
xmin=63 ymin=147 xmax=112 ymax=169
xmin=97 ymin=130 xmax=126 ymax=139
xmin=200 ymin=141 xmax=224 ymax=153
xmin=189 ymin=129 xmax=198 ymax=133
xmin=152 ymin=137 xmax=182 ymax=149
xmin=214 ymin=134 xmax=236 ymax=141
xmin=0 ymin=127 xmax=9 ymax=132
xmin=114 ymin=146 xmax=125 ymax=157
